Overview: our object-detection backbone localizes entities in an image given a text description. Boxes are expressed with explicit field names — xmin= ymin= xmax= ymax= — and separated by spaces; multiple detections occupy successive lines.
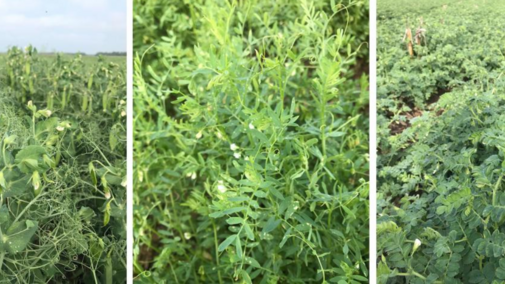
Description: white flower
xmin=216 ymin=131 xmax=223 ymax=139
xmin=196 ymin=131 xmax=203 ymax=139
xmin=32 ymin=171 xmax=41 ymax=191
xmin=184 ymin=232 xmax=192 ymax=240
xmin=104 ymin=191 xmax=111 ymax=199
xmin=233 ymin=152 xmax=241 ymax=159
xmin=217 ymin=184 xmax=226 ymax=193
xmin=249 ymin=123 xmax=255 ymax=130
xmin=56 ymin=126 xmax=65 ymax=132
xmin=121 ymin=110 xmax=126 ymax=117
xmin=244 ymin=156 xmax=250 ymax=161
xmin=293 ymin=201 xmax=299 ymax=210
xmin=27 ymin=100 xmax=33 ymax=107
xmin=38 ymin=109 xmax=52 ymax=117
xmin=191 ymin=172 xmax=197 ymax=180
xmin=413 ymin=238 xmax=422 ymax=253
xmin=230 ymin=143 xmax=238 ymax=151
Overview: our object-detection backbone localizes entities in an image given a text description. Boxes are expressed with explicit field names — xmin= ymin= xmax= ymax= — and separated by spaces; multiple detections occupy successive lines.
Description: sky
xmin=0 ymin=0 xmax=126 ymax=54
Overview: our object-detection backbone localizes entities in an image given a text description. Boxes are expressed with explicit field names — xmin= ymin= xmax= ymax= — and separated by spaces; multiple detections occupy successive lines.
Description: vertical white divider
xmin=127 ymin=0 xmax=133 ymax=282
xmin=369 ymin=0 xmax=377 ymax=282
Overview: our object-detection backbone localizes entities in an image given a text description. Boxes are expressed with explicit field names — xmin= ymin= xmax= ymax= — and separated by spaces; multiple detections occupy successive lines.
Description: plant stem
xmin=0 ymin=252 xmax=4 ymax=272
xmin=492 ymin=175 xmax=503 ymax=206
xmin=212 ymin=220 xmax=223 ymax=284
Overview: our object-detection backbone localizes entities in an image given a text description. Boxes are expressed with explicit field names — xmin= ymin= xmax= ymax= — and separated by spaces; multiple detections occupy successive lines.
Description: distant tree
xmin=95 ymin=51 xmax=126 ymax=56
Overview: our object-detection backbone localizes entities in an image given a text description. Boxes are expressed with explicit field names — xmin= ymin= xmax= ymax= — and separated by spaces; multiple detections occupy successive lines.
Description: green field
xmin=377 ymin=1 xmax=505 ymax=283
xmin=133 ymin=0 xmax=369 ymax=283
xmin=0 ymin=53 xmax=125 ymax=65
xmin=0 ymin=47 xmax=126 ymax=283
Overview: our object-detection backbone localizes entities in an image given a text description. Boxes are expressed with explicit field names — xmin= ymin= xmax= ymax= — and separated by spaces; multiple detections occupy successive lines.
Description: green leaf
xmin=254 ymin=190 xmax=268 ymax=198
xmin=236 ymin=237 xmax=243 ymax=258
xmin=326 ymin=131 xmax=345 ymax=138
xmin=209 ymin=211 xmax=224 ymax=218
xmin=473 ymin=231 xmax=505 ymax=257
xmin=262 ymin=217 xmax=281 ymax=234
xmin=0 ymin=171 xmax=5 ymax=189
xmin=218 ymin=234 xmax=237 ymax=252
xmin=15 ymin=145 xmax=46 ymax=173
xmin=2 ymin=175 xmax=30 ymax=198
xmin=0 ymin=206 xmax=10 ymax=227
xmin=330 ymin=0 xmax=336 ymax=13
xmin=468 ymin=270 xmax=485 ymax=283
xmin=109 ymin=131 xmax=118 ymax=151
xmin=250 ymin=130 xmax=269 ymax=145
xmin=497 ymin=259 xmax=505 ymax=279
xmin=244 ymin=223 xmax=255 ymax=241
xmin=240 ymin=270 xmax=252 ymax=284
xmin=226 ymin=217 xmax=244 ymax=225
xmin=79 ymin=207 xmax=96 ymax=221
xmin=15 ymin=145 xmax=46 ymax=161
xmin=1 ymin=220 xmax=38 ymax=254
xmin=223 ymin=207 xmax=247 ymax=215
xmin=351 ymin=275 xmax=369 ymax=282
xmin=245 ymin=256 xmax=261 ymax=268
xmin=279 ymin=228 xmax=292 ymax=248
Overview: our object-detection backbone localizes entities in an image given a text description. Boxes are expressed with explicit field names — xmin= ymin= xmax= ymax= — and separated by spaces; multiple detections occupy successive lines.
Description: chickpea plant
xmin=377 ymin=1 xmax=505 ymax=283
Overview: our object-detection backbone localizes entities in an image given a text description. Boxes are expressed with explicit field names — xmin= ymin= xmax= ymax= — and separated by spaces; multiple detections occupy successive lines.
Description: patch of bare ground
xmin=353 ymin=57 xmax=369 ymax=79
xmin=388 ymin=108 xmax=423 ymax=135
xmin=388 ymin=87 xmax=450 ymax=135
xmin=136 ymin=226 xmax=162 ymax=272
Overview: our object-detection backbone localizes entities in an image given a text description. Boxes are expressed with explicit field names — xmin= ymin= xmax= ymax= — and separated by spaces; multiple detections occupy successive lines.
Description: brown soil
xmin=353 ymin=57 xmax=369 ymax=79
xmin=136 ymin=227 xmax=162 ymax=272
xmin=427 ymin=87 xmax=451 ymax=105
xmin=388 ymin=87 xmax=451 ymax=135
xmin=388 ymin=108 xmax=423 ymax=135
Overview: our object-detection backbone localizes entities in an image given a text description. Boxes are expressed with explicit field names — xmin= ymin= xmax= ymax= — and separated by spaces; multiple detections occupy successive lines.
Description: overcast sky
xmin=0 ymin=0 xmax=126 ymax=54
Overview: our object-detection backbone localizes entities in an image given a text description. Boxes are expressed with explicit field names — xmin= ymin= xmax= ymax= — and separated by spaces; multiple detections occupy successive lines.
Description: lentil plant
xmin=377 ymin=1 xmax=505 ymax=283
xmin=134 ymin=0 xmax=369 ymax=283
xmin=0 ymin=47 xmax=126 ymax=283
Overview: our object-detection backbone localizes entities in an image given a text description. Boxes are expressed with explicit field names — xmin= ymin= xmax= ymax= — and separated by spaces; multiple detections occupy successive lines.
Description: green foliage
xmin=377 ymin=1 xmax=505 ymax=283
xmin=133 ymin=0 xmax=369 ymax=283
xmin=377 ymin=0 xmax=505 ymax=113
xmin=0 ymin=47 xmax=126 ymax=283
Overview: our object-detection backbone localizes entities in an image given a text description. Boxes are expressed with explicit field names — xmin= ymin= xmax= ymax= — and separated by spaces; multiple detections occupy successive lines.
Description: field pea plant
xmin=377 ymin=1 xmax=505 ymax=283
xmin=133 ymin=0 xmax=369 ymax=283
xmin=0 ymin=47 xmax=126 ymax=283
